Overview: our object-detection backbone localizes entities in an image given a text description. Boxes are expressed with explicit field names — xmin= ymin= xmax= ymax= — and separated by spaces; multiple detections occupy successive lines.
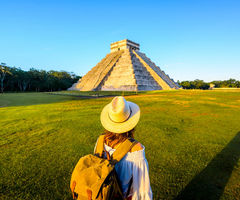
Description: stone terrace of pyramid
xmin=69 ymin=39 xmax=180 ymax=91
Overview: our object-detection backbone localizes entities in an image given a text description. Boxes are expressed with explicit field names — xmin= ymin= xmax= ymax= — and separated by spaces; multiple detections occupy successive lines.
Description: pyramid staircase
xmin=134 ymin=51 xmax=179 ymax=89
xmin=69 ymin=50 xmax=124 ymax=91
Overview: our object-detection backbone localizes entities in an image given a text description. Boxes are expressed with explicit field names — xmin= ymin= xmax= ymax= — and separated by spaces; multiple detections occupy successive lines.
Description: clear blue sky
xmin=0 ymin=0 xmax=239 ymax=81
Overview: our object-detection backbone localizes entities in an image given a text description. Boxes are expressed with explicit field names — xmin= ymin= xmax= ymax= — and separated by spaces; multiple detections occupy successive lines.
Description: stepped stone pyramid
xmin=69 ymin=39 xmax=180 ymax=91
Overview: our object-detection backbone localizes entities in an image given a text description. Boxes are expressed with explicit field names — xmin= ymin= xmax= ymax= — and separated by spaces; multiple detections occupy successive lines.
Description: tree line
xmin=1 ymin=63 xmax=239 ymax=92
xmin=179 ymin=79 xmax=240 ymax=89
xmin=0 ymin=63 xmax=81 ymax=93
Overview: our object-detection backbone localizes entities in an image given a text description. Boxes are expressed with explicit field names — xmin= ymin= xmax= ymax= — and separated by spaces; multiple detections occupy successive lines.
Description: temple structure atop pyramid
xmin=69 ymin=39 xmax=180 ymax=91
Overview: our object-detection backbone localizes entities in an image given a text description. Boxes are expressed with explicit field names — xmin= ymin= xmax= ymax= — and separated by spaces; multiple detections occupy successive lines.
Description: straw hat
xmin=100 ymin=96 xmax=140 ymax=134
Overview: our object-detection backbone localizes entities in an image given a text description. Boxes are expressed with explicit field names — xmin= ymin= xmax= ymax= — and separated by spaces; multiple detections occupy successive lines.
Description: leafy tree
xmin=1 ymin=64 xmax=81 ymax=92
xmin=180 ymin=79 xmax=240 ymax=89
xmin=0 ymin=63 xmax=12 ymax=93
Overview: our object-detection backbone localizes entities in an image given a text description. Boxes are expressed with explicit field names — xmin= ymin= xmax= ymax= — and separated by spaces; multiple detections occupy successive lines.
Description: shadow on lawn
xmin=175 ymin=131 xmax=240 ymax=200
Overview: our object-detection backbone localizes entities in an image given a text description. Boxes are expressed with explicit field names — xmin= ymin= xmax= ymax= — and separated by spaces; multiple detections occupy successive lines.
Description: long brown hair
xmin=104 ymin=128 xmax=135 ymax=148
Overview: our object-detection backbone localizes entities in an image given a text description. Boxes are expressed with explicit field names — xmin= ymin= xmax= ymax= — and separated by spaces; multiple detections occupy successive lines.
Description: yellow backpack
xmin=70 ymin=135 xmax=137 ymax=200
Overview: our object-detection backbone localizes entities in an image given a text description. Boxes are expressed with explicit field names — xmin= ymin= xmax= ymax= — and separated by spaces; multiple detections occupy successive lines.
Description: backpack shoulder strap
xmin=111 ymin=138 xmax=138 ymax=163
xmin=94 ymin=135 xmax=105 ymax=157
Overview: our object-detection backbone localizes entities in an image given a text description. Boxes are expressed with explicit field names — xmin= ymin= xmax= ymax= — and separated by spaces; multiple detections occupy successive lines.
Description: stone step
xmin=100 ymin=50 xmax=137 ymax=90
xmin=135 ymin=51 xmax=178 ymax=89
xmin=129 ymin=51 xmax=162 ymax=90
xmin=72 ymin=50 xmax=123 ymax=91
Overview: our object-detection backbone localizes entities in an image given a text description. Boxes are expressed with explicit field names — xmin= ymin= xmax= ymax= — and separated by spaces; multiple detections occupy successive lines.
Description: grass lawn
xmin=47 ymin=90 xmax=145 ymax=97
xmin=0 ymin=90 xmax=240 ymax=199
xmin=0 ymin=92 xmax=78 ymax=107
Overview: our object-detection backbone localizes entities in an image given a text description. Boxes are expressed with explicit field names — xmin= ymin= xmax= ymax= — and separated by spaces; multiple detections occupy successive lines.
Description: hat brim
xmin=100 ymin=101 xmax=140 ymax=134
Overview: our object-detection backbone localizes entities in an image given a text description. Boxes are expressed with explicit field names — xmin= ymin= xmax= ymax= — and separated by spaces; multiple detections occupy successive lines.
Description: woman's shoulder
xmin=125 ymin=143 xmax=146 ymax=162
xmin=130 ymin=142 xmax=144 ymax=152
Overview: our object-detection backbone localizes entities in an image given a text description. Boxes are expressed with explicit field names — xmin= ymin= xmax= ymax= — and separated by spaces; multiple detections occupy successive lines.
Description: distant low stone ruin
xmin=69 ymin=39 xmax=180 ymax=91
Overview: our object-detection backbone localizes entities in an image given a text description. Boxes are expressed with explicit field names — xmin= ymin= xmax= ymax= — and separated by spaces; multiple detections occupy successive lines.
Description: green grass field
xmin=0 ymin=90 xmax=240 ymax=199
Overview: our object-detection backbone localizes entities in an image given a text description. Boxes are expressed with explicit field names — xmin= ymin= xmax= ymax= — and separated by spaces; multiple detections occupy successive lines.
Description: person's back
xmin=96 ymin=96 xmax=153 ymax=200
